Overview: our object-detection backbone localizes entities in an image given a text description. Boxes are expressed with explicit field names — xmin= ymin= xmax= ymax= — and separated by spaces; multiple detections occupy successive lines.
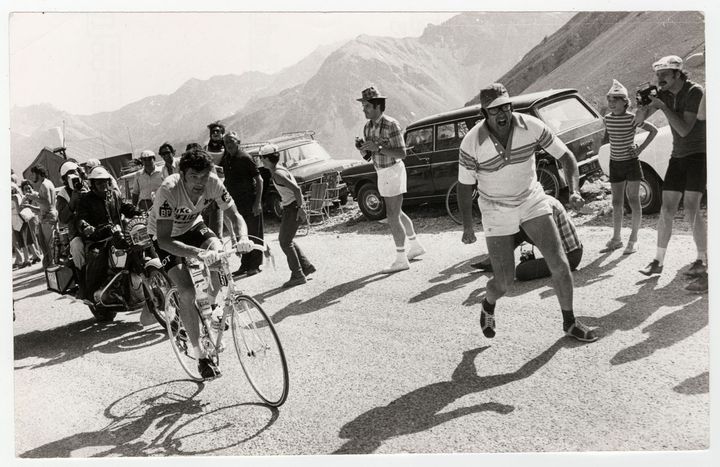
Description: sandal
xmin=599 ymin=239 xmax=623 ymax=253
xmin=622 ymin=242 xmax=638 ymax=255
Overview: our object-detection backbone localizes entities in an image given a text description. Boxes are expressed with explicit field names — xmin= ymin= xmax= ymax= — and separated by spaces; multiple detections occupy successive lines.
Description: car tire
xmin=635 ymin=164 xmax=663 ymax=215
xmin=357 ymin=183 xmax=386 ymax=220
xmin=269 ymin=193 xmax=284 ymax=220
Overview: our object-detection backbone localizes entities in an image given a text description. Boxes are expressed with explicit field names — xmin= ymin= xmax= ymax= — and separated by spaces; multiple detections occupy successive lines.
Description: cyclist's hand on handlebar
xmin=461 ymin=227 xmax=477 ymax=244
xmin=200 ymin=249 xmax=222 ymax=266
xmin=235 ymin=238 xmax=255 ymax=255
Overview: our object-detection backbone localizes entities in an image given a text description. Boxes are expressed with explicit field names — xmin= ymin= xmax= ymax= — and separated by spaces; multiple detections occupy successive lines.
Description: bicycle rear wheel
xmin=164 ymin=288 xmax=203 ymax=381
xmin=230 ymin=295 xmax=289 ymax=407
xmin=446 ymin=180 xmax=481 ymax=225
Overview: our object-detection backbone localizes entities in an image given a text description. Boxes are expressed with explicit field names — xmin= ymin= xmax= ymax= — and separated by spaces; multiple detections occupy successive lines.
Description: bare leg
xmin=625 ymin=180 xmax=642 ymax=243
xmin=168 ymin=265 xmax=203 ymax=358
xmin=682 ymin=191 xmax=707 ymax=257
xmin=384 ymin=194 xmax=408 ymax=248
xmin=484 ymin=234 xmax=517 ymax=304
xmin=610 ymin=180 xmax=626 ymax=242
xmin=657 ymin=191 xmax=682 ymax=250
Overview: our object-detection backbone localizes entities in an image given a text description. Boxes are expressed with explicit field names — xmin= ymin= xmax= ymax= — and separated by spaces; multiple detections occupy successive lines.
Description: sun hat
xmin=606 ymin=79 xmax=629 ymax=99
xmin=356 ymin=86 xmax=386 ymax=102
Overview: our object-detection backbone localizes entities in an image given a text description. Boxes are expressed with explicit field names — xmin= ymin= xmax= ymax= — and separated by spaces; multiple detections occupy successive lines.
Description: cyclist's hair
xmin=30 ymin=164 xmax=48 ymax=178
xmin=179 ymin=147 xmax=214 ymax=174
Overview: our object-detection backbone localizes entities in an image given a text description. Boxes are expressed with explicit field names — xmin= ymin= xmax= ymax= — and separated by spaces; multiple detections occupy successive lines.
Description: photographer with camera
xmin=56 ymin=161 xmax=90 ymax=296
xmin=635 ymin=55 xmax=707 ymax=293
xmin=356 ymin=85 xmax=425 ymax=273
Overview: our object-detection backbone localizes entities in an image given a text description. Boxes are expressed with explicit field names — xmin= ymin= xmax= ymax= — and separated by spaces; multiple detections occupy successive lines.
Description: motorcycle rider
xmin=56 ymin=160 xmax=89 ymax=297
xmin=77 ymin=167 xmax=147 ymax=308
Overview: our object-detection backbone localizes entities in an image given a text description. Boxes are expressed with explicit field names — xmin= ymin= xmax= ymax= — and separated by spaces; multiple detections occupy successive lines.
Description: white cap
xmin=138 ymin=149 xmax=156 ymax=160
xmin=653 ymin=55 xmax=683 ymax=71
xmin=258 ymin=143 xmax=279 ymax=156
xmin=86 ymin=158 xmax=101 ymax=169
xmin=59 ymin=161 xmax=79 ymax=177
xmin=606 ymin=79 xmax=629 ymax=99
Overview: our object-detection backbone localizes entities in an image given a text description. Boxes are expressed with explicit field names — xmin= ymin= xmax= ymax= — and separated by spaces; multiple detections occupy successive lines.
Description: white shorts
xmin=479 ymin=183 xmax=552 ymax=237
xmin=376 ymin=160 xmax=407 ymax=198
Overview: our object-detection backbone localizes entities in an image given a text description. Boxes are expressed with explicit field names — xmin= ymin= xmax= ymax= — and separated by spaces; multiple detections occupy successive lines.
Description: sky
xmin=9 ymin=11 xmax=456 ymax=115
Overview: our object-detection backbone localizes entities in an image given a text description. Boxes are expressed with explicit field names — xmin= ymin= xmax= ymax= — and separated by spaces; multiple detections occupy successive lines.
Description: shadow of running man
xmin=335 ymin=337 xmax=576 ymax=454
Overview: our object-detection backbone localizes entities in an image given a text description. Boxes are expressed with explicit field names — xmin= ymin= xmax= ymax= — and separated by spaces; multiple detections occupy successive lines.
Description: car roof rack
xmin=240 ymin=130 xmax=316 ymax=152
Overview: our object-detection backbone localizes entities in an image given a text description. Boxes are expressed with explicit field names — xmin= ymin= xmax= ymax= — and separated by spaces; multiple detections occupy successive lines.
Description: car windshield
xmin=283 ymin=141 xmax=331 ymax=168
xmin=536 ymin=97 xmax=597 ymax=133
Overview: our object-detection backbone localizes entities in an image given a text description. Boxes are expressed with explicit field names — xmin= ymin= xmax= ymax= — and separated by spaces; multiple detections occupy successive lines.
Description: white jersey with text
xmin=147 ymin=172 xmax=234 ymax=237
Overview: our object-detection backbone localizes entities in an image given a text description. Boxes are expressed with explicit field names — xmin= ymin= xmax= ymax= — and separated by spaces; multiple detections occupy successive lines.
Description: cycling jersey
xmin=148 ymin=172 xmax=234 ymax=237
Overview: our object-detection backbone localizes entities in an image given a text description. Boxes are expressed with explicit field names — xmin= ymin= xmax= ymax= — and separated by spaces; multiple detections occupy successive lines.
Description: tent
xmin=22 ymin=144 xmax=132 ymax=188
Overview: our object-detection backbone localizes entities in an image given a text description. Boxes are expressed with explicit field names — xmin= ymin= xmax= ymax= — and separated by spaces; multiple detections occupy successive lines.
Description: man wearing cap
xmin=356 ymin=85 xmax=426 ymax=273
xmin=56 ymin=160 xmax=90 ymax=296
xmin=457 ymin=83 xmax=597 ymax=342
xmin=635 ymin=55 xmax=707 ymax=293
xmin=131 ymin=150 xmax=164 ymax=211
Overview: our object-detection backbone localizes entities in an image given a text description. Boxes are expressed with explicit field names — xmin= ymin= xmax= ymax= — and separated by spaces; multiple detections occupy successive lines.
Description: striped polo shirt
xmin=603 ymin=112 xmax=638 ymax=161
xmin=458 ymin=113 xmax=570 ymax=206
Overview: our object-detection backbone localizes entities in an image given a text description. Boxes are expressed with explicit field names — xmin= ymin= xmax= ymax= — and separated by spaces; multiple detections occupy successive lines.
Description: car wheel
xmin=357 ymin=183 xmax=386 ymax=220
xmin=636 ymin=165 xmax=663 ymax=215
xmin=269 ymin=193 xmax=284 ymax=220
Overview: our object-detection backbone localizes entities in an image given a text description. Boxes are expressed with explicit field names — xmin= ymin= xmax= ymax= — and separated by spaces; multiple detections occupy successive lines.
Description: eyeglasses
xmin=486 ymin=103 xmax=512 ymax=115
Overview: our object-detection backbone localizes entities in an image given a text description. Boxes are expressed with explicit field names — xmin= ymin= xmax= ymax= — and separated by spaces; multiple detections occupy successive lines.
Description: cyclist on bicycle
xmin=148 ymin=147 xmax=255 ymax=379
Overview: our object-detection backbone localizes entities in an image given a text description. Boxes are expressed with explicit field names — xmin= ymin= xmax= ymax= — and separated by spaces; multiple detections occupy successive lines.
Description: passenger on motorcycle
xmin=148 ymin=147 xmax=254 ymax=379
xmin=56 ymin=160 xmax=89 ymax=296
xmin=77 ymin=166 xmax=146 ymax=302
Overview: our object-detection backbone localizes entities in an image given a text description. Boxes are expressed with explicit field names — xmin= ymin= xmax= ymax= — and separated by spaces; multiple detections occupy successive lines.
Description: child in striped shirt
xmin=601 ymin=79 xmax=658 ymax=255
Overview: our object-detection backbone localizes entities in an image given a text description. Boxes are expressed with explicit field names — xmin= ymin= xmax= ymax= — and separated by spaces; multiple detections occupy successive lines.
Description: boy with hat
xmin=356 ymin=85 xmax=425 ymax=273
xmin=635 ymin=55 xmax=707 ymax=293
xmin=601 ymin=79 xmax=658 ymax=255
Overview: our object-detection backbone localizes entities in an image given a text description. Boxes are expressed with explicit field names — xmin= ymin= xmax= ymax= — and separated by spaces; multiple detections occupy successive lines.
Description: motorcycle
xmin=83 ymin=216 xmax=171 ymax=326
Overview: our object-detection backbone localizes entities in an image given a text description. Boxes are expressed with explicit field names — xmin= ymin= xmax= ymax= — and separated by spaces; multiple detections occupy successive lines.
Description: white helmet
xmin=86 ymin=158 xmax=101 ymax=170
xmin=138 ymin=149 xmax=156 ymax=160
xmin=87 ymin=166 xmax=112 ymax=180
xmin=258 ymin=143 xmax=279 ymax=156
xmin=59 ymin=161 xmax=79 ymax=178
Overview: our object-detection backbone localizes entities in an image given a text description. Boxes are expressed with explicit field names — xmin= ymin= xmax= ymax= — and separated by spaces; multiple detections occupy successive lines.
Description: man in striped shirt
xmin=357 ymin=85 xmax=425 ymax=273
xmin=456 ymin=83 xmax=597 ymax=343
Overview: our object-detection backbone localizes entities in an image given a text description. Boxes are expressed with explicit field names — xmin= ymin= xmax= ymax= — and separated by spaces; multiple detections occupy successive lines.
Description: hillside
xmin=467 ymin=11 xmax=705 ymax=122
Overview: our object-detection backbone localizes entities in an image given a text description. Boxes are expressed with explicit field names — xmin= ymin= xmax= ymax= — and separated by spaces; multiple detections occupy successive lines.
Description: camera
xmin=67 ymin=174 xmax=82 ymax=191
xmin=519 ymin=248 xmax=536 ymax=263
xmin=355 ymin=137 xmax=372 ymax=161
xmin=636 ymin=82 xmax=658 ymax=106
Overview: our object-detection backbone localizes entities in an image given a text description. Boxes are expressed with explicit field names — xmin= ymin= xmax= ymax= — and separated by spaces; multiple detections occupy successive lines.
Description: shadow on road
xmin=14 ymin=319 xmax=167 ymax=370
xmin=335 ymin=337 xmax=582 ymax=454
xmin=19 ymin=379 xmax=280 ymax=458
xmin=268 ymin=272 xmax=388 ymax=324
xmin=12 ymin=272 xmax=48 ymax=292
xmin=409 ymin=258 xmax=481 ymax=304
xmin=673 ymin=372 xmax=709 ymax=395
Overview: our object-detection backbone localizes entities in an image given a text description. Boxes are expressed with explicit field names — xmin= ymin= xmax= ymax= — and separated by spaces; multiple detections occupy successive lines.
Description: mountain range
xmin=10 ymin=11 xmax=705 ymax=174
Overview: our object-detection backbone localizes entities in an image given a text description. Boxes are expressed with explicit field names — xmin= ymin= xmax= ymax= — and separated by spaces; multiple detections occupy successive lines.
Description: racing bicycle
xmin=163 ymin=238 xmax=289 ymax=407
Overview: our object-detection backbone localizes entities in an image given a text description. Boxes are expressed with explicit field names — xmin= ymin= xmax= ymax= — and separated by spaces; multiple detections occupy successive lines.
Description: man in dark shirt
xmin=221 ymin=131 xmax=265 ymax=277
xmin=636 ymin=55 xmax=707 ymax=293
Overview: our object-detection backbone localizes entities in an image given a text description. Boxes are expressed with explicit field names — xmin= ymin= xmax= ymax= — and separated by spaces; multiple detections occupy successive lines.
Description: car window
xmin=536 ymin=97 xmax=597 ymax=133
xmin=283 ymin=141 xmax=330 ymax=168
xmin=436 ymin=123 xmax=458 ymax=150
xmin=405 ymin=127 xmax=433 ymax=154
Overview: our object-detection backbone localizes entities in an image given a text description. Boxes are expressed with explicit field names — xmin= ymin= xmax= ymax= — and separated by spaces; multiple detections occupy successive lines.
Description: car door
xmin=430 ymin=119 xmax=476 ymax=196
xmin=403 ymin=126 xmax=435 ymax=198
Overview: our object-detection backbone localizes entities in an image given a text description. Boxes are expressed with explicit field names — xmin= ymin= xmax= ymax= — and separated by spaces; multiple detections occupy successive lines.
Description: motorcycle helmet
xmin=87 ymin=166 xmax=113 ymax=180
xmin=59 ymin=161 xmax=79 ymax=178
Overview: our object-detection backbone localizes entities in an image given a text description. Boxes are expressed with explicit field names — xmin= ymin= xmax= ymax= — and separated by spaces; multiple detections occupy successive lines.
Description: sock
xmin=193 ymin=345 xmax=203 ymax=360
xmin=697 ymin=251 xmax=707 ymax=264
xmin=561 ymin=309 xmax=575 ymax=328
xmin=654 ymin=247 xmax=667 ymax=265
xmin=395 ymin=248 xmax=406 ymax=262
xmin=482 ymin=298 xmax=495 ymax=314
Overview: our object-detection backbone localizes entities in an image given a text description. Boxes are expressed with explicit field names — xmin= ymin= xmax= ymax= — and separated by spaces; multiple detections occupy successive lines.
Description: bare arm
xmin=558 ymin=151 xmax=584 ymax=211
xmin=457 ymin=182 xmax=477 ymax=244
xmin=156 ymin=219 xmax=205 ymax=261
xmin=636 ymin=121 xmax=659 ymax=155
xmin=223 ymin=204 xmax=249 ymax=242
xmin=647 ymin=95 xmax=697 ymax=137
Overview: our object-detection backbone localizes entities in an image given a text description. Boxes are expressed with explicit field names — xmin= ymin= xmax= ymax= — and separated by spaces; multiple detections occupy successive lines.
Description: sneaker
xmin=245 ymin=268 xmax=261 ymax=277
xmin=470 ymin=260 xmax=493 ymax=272
xmin=683 ymin=260 xmax=707 ymax=278
xmin=639 ymin=260 xmax=663 ymax=276
xmin=302 ymin=264 xmax=317 ymax=276
xmin=479 ymin=300 xmax=496 ymax=338
xmin=407 ymin=243 xmax=427 ymax=260
xmin=232 ymin=266 xmax=248 ymax=278
xmin=381 ymin=257 xmax=410 ymax=274
xmin=600 ymin=238 xmax=623 ymax=253
xmin=564 ymin=321 xmax=598 ymax=342
xmin=198 ymin=358 xmax=221 ymax=379
xmin=282 ymin=275 xmax=307 ymax=288
xmin=685 ymin=272 xmax=708 ymax=293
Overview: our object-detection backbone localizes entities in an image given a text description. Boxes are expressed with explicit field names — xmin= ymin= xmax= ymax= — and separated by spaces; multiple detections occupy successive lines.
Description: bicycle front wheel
xmin=445 ymin=180 xmax=481 ymax=225
xmin=165 ymin=288 xmax=203 ymax=381
xmin=230 ymin=295 xmax=289 ymax=407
